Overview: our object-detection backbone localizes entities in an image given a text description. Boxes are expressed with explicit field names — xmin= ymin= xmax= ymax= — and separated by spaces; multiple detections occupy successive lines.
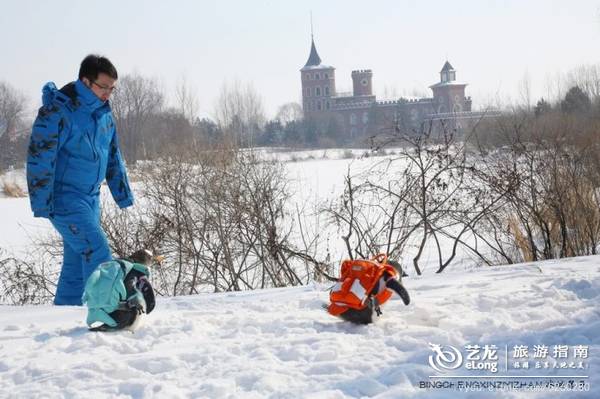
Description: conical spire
xmin=304 ymin=38 xmax=322 ymax=67
xmin=440 ymin=61 xmax=454 ymax=72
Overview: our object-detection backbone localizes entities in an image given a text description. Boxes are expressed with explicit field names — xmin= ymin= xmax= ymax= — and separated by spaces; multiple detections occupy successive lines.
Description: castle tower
xmin=300 ymin=38 xmax=336 ymax=117
xmin=440 ymin=61 xmax=456 ymax=83
xmin=351 ymin=70 xmax=373 ymax=97
xmin=429 ymin=61 xmax=471 ymax=113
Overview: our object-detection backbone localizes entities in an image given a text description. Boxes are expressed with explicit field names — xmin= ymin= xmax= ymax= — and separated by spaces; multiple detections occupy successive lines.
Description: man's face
xmin=83 ymin=72 xmax=117 ymax=102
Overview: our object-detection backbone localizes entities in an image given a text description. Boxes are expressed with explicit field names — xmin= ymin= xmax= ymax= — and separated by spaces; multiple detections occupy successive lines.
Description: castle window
xmin=362 ymin=112 xmax=369 ymax=124
xmin=442 ymin=72 xmax=448 ymax=83
xmin=410 ymin=109 xmax=418 ymax=122
xmin=307 ymin=87 xmax=312 ymax=97
xmin=315 ymin=73 xmax=320 ymax=80
xmin=317 ymin=100 xmax=322 ymax=110
xmin=324 ymin=86 xmax=329 ymax=96
xmin=324 ymin=73 xmax=329 ymax=79
xmin=316 ymin=87 xmax=321 ymax=96
xmin=350 ymin=113 xmax=357 ymax=125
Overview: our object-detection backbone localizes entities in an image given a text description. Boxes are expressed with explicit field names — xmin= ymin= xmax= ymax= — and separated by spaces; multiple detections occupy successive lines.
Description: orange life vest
xmin=327 ymin=254 xmax=398 ymax=316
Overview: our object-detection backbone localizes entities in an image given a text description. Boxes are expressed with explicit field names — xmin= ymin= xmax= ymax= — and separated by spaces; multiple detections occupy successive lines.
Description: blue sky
xmin=1 ymin=0 xmax=599 ymax=118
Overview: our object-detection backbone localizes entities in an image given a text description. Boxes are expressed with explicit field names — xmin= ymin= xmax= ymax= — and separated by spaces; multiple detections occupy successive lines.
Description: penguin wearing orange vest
xmin=327 ymin=254 xmax=410 ymax=324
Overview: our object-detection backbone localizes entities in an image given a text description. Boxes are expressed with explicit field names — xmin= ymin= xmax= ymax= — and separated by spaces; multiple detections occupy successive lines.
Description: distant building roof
xmin=300 ymin=38 xmax=334 ymax=71
xmin=429 ymin=81 xmax=468 ymax=89
xmin=304 ymin=38 xmax=322 ymax=67
xmin=440 ymin=61 xmax=454 ymax=72
xmin=301 ymin=64 xmax=334 ymax=71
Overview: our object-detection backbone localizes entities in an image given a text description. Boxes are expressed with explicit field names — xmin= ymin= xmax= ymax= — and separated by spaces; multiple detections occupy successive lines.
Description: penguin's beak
xmin=153 ymin=255 xmax=165 ymax=266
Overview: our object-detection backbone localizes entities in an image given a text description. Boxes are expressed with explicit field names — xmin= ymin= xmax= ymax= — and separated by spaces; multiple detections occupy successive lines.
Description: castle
xmin=300 ymin=38 xmax=475 ymax=137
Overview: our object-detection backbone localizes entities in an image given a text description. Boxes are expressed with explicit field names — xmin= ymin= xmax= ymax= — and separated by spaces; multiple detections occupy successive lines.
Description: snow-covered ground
xmin=0 ymin=256 xmax=598 ymax=398
xmin=1 ymin=153 xmax=598 ymax=398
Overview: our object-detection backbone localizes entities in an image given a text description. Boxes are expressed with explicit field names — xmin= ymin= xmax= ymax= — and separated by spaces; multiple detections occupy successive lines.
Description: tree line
xmin=1 ymin=73 xmax=359 ymax=173
xmin=3 ymin=65 xmax=600 ymax=303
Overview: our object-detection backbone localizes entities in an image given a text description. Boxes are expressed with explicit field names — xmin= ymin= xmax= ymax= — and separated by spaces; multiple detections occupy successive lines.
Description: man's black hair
xmin=78 ymin=54 xmax=118 ymax=81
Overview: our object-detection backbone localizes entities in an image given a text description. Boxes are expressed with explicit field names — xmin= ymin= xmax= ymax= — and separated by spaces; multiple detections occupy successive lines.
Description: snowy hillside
xmin=1 ymin=256 xmax=598 ymax=398
xmin=1 ymin=153 xmax=598 ymax=398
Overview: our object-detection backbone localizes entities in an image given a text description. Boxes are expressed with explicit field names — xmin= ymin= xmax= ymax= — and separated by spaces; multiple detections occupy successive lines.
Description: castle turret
xmin=351 ymin=70 xmax=373 ymax=97
xmin=440 ymin=61 xmax=456 ymax=83
xmin=300 ymin=38 xmax=336 ymax=116
xmin=429 ymin=61 xmax=470 ymax=113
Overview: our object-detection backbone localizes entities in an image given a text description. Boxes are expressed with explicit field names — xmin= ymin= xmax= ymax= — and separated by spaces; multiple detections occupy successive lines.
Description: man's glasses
xmin=92 ymin=81 xmax=117 ymax=94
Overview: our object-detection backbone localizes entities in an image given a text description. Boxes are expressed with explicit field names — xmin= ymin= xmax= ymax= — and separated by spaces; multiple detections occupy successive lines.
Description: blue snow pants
xmin=50 ymin=192 xmax=112 ymax=305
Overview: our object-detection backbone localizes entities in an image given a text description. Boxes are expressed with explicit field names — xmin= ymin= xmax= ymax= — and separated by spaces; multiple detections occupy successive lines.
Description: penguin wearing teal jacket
xmin=83 ymin=249 xmax=157 ymax=332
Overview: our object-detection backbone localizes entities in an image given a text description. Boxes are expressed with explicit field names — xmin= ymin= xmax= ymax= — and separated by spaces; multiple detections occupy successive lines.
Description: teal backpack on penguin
xmin=82 ymin=250 xmax=157 ymax=332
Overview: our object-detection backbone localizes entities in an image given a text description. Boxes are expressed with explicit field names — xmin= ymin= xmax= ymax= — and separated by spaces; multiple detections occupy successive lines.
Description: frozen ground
xmin=1 ymin=153 xmax=598 ymax=398
xmin=0 ymin=256 xmax=598 ymax=398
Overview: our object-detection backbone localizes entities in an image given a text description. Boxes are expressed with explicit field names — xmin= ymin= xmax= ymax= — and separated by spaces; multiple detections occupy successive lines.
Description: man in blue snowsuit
xmin=26 ymin=55 xmax=134 ymax=305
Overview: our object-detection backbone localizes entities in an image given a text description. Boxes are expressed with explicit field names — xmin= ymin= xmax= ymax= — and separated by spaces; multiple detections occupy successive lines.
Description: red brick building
xmin=300 ymin=38 xmax=475 ymax=138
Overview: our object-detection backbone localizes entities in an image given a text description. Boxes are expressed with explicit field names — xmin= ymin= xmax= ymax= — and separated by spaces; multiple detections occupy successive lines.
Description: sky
xmin=1 ymin=0 xmax=599 ymax=119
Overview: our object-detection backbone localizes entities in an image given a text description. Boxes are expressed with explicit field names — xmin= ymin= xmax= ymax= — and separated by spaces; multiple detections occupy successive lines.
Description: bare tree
xmin=213 ymin=79 xmax=266 ymax=147
xmin=111 ymin=73 xmax=164 ymax=161
xmin=566 ymin=64 xmax=600 ymax=105
xmin=0 ymin=81 xmax=28 ymax=171
xmin=275 ymin=102 xmax=303 ymax=125
xmin=175 ymin=75 xmax=200 ymax=124
xmin=0 ymin=81 xmax=26 ymax=139
xmin=518 ymin=70 xmax=532 ymax=112
xmin=543 ymin=72 xmax=566 ymax=106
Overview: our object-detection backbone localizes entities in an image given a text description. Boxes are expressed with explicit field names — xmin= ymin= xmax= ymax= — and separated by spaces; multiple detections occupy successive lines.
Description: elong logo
xmin=428 ymin=343 xmax=463 ymax=372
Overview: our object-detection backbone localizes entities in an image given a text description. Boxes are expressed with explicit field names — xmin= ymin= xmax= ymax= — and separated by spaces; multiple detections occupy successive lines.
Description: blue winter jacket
xmin=26 ymin=80 xmax=134 ymax=218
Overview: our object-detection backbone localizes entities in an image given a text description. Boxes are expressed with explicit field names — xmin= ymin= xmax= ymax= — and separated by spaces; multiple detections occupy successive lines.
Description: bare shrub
xmin=101 ymin=144 xmax=332 ymax=296
xmin=356 ymin=121 xmax=510 ymax=274
xmin=0 ymin=247 xmax=58 ymax=305
xmin=470 ymin=110 xmax=600 ymax=263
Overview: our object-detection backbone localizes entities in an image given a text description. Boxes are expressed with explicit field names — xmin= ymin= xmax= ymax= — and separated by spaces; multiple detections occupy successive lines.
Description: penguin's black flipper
xmin=386 ymin=278 xmax=410 ymax=305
